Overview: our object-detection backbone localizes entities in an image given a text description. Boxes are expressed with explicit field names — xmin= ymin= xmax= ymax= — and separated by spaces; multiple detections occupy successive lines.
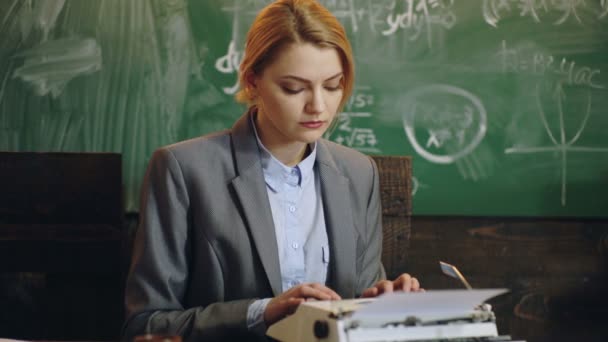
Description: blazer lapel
xmin=316 ymin=141 xmax=357 ymax=298
xmin=230 ymin=112 xmax=282 ymax=296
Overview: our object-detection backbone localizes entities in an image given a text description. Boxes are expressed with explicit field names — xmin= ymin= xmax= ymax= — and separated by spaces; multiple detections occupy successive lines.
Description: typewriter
xmin=267 ymin=288 xmax=511 ymax=342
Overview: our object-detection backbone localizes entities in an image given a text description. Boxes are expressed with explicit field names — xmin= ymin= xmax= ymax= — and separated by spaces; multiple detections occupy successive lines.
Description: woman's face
xmin=251 ymin=42 xmax=344 ymax=148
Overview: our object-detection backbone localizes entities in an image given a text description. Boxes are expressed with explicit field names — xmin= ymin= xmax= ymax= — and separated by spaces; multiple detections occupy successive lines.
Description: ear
xmin=245 ymin=71 xmax=257 ymax=90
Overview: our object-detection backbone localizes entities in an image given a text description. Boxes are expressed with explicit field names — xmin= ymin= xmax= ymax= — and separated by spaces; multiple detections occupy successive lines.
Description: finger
xmin=284 ymin=297 xmax=305 ymax=315
xmin=402 ymin=276 xmax=413 ymax=292
xmin=265 ymin=297 xmax=304 ymax=326
xmin=393 ymin=274 xmax=412 ymax=291
xmin=361 ymin=287 xmax=378 ymax=298
xmin=302 ymin=283 xmax=339 ymax=300
xmin=298 ymin=284 xmax=335 ymax=300
xmin=309 ymin=283 xmax=342 ymax=300
xmin=410 ymin=277 xmax=420 ymax=291
xmin=376 ymin=280 xmax=394 ymax=295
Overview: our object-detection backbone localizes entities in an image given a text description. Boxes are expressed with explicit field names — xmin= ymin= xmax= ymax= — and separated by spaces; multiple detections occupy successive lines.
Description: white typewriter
xmin=267 ymin=288 xmax=509 ymax=342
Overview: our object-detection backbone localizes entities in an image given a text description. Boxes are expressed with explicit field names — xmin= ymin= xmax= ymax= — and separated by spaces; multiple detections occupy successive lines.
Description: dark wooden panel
xmin=0 ymin=224 xmax=124 ymax=273
xmin=0 ymin=272 xmax=124 ymax=340
xmin=408 ymin=216 xmax=608 ymax=342
xmin=0 ymin=152 xmax=122 ymax=225
xmin=0 ymin=152 xmax=126 ymax=340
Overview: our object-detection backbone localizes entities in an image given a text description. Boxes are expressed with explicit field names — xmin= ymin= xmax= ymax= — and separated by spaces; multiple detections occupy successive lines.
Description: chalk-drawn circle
xmin=402 ymin=84 xmax=487 ymax=164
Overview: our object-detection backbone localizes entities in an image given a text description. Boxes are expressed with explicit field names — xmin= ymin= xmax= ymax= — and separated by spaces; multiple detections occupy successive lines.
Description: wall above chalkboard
xmin=1 ymin=0 xmax=607 ymax=216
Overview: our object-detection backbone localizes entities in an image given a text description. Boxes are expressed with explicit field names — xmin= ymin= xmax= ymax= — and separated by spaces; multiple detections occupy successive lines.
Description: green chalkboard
xmin=1 ymin=0 xmax=607 ymax=217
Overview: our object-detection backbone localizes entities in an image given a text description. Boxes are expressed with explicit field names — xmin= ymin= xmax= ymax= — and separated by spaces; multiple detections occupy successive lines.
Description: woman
xmin=123 ymin=0 xmax=421 ymax=341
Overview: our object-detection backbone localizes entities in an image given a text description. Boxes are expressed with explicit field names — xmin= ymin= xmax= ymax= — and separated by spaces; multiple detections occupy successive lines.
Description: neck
xmin=266 ymin=139 xmax=309 ymax=167
xmin=254 ymin=114 xmax=309 ymax=167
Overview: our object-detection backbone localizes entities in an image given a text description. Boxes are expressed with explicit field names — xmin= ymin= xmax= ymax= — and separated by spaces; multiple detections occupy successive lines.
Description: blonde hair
xmin=236 ymin=0 xmax=354 ymax=112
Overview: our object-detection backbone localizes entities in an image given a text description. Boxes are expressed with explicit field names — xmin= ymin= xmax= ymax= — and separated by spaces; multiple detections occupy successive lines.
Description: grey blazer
xmin=123 ymin=112 xmax=385 ymax=341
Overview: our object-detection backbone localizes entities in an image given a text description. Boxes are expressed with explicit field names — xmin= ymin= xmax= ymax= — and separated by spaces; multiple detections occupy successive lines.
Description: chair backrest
xmin=371 ymin=155 xmax=412 ymax=279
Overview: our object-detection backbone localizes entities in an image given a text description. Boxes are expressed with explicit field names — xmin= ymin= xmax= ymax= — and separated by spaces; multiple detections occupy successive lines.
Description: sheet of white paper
xmin=350 ymin=289 xmax=508 ymax=325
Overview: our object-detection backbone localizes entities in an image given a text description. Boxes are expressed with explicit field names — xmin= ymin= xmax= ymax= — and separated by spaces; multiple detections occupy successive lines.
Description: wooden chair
xmin=371 ymin=155 xmax=413 ymax=280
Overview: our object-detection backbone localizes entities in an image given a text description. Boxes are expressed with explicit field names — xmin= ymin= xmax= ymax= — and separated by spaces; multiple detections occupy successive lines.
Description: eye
xmin=325 ymin=83 xmax=343 ymax=92
xmin=281 ymin=86 xmax=304 ymax=94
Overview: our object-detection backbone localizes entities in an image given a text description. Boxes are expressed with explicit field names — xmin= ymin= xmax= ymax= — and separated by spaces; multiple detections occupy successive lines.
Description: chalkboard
xmin=1 ymin=0 xmax=607 ymax=217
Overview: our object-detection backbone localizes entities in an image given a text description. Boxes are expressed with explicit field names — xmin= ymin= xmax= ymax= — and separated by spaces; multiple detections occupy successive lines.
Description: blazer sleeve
xmin=355 ymin=156 xmax=387 ymax=294
xmin=122 ymin=148 xmax=257 ymax=342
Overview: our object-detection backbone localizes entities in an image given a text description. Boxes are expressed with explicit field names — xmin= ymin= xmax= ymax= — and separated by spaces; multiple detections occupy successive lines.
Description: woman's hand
xmin=361 ymin=273 xmax=423 ymax=298
xmin=264 ymin=283 xmax=341 ymax=326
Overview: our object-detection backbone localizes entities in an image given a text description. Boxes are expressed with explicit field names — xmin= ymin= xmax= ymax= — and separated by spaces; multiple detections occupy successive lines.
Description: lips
xmin=300 ymin=120 xmax=325 ymax=129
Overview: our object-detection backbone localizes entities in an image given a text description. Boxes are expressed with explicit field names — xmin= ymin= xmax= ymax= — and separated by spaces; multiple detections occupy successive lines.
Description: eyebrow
xmin=279 ymin=72 xmax=343 ymax=83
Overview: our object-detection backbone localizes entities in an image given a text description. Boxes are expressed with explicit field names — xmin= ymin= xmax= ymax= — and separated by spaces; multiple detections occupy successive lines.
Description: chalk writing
xmin=214 ymin=40 xmax=242 ymax=94
xmin=331 ymin=86 xmax=380 ymax=153
xmin=217 ymin=0 xmax=458 ymax=66
xmin=553 ymin=0 xmax=585 ymax=25
xmin=215 ymin=0 xmax=264 ymax=95
xmin=505 ymin=85 xmax=608 ymax=206
xmin=484 ymin=0 xmax=606 ymax=26
xmin=320 ymin=0 xmax=361 ymax=32
xmin=12 ymin=37 xmax=102 ymax=97
xmin=221 ymin=0 xmax=268 ymax=14
xmin=602 ymin=0 xmax=608 ymax=18
xmin=346 ymin=89 xmax=375 ymax=109
xmin=401 ymin=84 xmax=487 ymax=164
xmin=497 ymin=40 xmax=604 ymax=89
xmin=20 ymin=0 xmax=66 ymax=41
xmin=334 ymin=126 xmax=379 ymax=150
xmin=320 ymin=0 xmax=398 ymax=34
xmin=381 ymin=0 xmax=456 ymax=48
xmin=412 ymin=176 xmax=419 ymax=195
xmin=319 ymin=0 xmax=457 ymax=49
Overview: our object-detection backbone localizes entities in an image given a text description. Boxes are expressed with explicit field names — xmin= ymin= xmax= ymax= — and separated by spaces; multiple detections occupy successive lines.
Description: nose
xmin=305 ymin=87 xmax=326 ymax=114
